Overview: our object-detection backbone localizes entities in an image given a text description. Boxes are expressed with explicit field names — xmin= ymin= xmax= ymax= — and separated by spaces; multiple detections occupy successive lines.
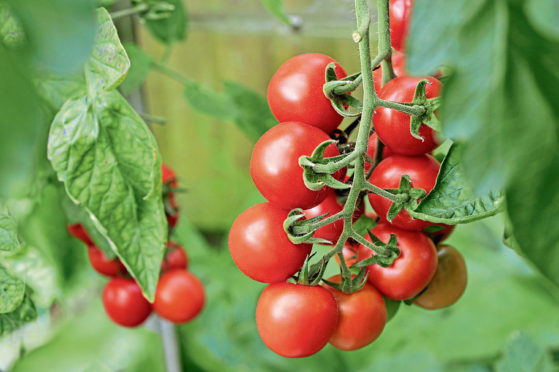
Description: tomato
xmin=229 ymin=203 xmax=311 ymax=282
xmin=389 ymin=0 xmax=413 ymax=51
xmin=324 ymin=275 xmax=387 ymax=351
xmin=256 ymin=282 xmax=338 ymax=358
xmin=165 ymin=193 xmax=179 ymax=228
xmin=373 ymin=51 xmax=406 ymax=93
xmin=303 ymin=190 xmax=343 ymax=242
xmin=267 ymin=53 xmax=347 ymax=134
xmin=335 ymin=241 xmax=359 ymax=267
xmin=102 ymin=277 xmax=152 ymax=327
xmin=368 ymin=154 xmax=439 ymax=231
xmin=87 ymin=245 xmax=127 ymax=277
xmin=430 ymin=224 xmax=455 ymax=244
xmin=415 ymin=244 xmax=467 ymax=309
xmin=364 ymin=133 xmax=393 ymax=173
xmin=67 ymin=223 xmax=93 ymax=246
xmin=358 ymin=223 xmax=437 ymax=300
xmin=161 ymin=241 xmax=188 ymax=272
xmin=374 ymin=76 xmax=441 ymax=155
xmin=154 ymin=270 xmax=205 ymax=323
xmin=161 ymin=164 xmax=178 ymax=188
xmin=251 ymin=122 xmax=344 ymax=210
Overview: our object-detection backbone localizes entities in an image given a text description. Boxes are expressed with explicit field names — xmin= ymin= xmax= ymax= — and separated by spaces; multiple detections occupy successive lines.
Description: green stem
xmin=152 ymin=61 xmax=193 ymax=86
xmin=377 ymin=99 xmax=426 ymax=116
xmin=377 ymin=0 xmax=395 ymax=86
xmin=364 ymin=181 xmax=407 ymax=202
xmin=110 ymin=3 xmax=148 ymax=20
xmin=292 ymin=211 xmax=344 ymax=235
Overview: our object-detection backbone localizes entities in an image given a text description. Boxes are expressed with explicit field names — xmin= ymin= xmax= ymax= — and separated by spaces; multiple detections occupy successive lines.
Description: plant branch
xmin=110 ymin=3 xmax=148 ymax=20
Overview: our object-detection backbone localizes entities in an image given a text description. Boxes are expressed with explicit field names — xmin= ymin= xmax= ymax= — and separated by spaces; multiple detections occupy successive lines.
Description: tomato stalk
xmin=110 ymin=3 xmax=148 ymax=20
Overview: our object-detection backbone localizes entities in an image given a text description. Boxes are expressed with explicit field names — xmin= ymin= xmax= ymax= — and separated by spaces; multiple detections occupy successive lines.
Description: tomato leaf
xmin=0 ymin=213 xmax=20 ymax=253
xmin=260 ymin=0 xmax=293 ymax=27
xmin=0 ymin=291 xmax=37 ymax=336
xmin=183 ymin=80 xmax=236 ymax=121
xmin=48 ymin=91 xmax=166 ymax=300
xmin=407 ymin=144 xmax=504 ymax=224
xmin=0 ymin=266 xmax=25 ymax=314
xmin=495 ymin=332 xmax=555 ymax=372
xmin=121 ymin=42 xmax=153 ymax=95
xmin=140 ymin=0 xmax=188 ymax=43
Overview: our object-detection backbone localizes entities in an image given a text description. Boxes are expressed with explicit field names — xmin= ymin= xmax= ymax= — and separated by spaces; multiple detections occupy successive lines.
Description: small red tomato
xmin=373 ymin=51 xmax=406 ymax=93
xmin=256 ymin=282 xmax=338 ymax=358
xmin=154 ymin=270 xmax=205 ymax=324
xmin=162 ymin=164 xmax=180 ymax=228
xmin=374 ymin=76 xmax=441 ymax=155
xmin=67 ymin=223 xmax=93 ymax=246
xmin=229 ymin=203 xmax=311 ymax=283
xmin=414 ymin=244 xmax=467 ymax=309
xmin=87 ymin=245 xmax=127 ymax=277
xmin=250 ymin=122 xmax=344 ymax=210
xmin=325 ymin=275 xmax=387 ymax=351
xmin=389 ymin=0 xmax=413 ymax=51
xmin=364 ymin=133 xmax=393 ymax=173
xmin=335 ymin=242 xmax=360 ymax=267
xmin=161 ymin=242 xmax=188 ymax=272
xmin=359 ymin=223 xmax=437 ymax=300
xmin=102 ymin=277 xmax=152 ymax=327
xmin=267 ymin=53 xmax=347 ymax=134
xmin=303 ymin=190 xmax=343 ymax=243
xmin=161 ymin=164 xmax=178 ymax=188
xmin=368 ymin=154 xmax=440 ymax=231
xmin=430 ymin=224 xmax=455 ymax=243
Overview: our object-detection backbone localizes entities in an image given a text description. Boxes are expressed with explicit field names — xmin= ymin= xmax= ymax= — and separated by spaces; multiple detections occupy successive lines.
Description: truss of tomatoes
xmin=229 ymin=6 xmax=468 ymax=357
xmin=67 ymin=164 xmax=204 ymax=328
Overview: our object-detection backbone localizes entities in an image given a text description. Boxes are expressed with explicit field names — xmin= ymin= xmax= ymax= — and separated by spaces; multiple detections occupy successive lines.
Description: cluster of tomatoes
xmin=229 ymin=0 xmax=467 ymax=358
xmin=67 ymin=165 xmax=204 ymax=327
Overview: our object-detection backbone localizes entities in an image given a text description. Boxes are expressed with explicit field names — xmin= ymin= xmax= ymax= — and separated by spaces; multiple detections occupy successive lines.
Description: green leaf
xmin=35 ymin=72 xmax=86 ymax=111
xmin=0 ymin=291 xmax=37 ymax=336
xmin=86 ymin=8 xmax=130 ymax=91
xmin=353 ymin=213 xmax=377 ymax=237
xmin=47 ymin=90 xmax=166 ymax=300
xmin=0 ymin=3 xmax=24 ymax=47
xmin=495 ymin=332 xmax=555 ymax=372
xmin=260 ymin=0 xmax=293 ymax=27
xmin=0 ymin=265 xmax=25 ymax=314
xmin=120 ymin=42 xmax=153 ymax=95
xmin=407 ymin=144 xmax=504 ymax=224
xmin=183 ymin=80 xmax=236 ymax=121
xmin=0 ymin=213 xmax=20 ymax=253
xmin=142 ymin=0 xmax=188 ymax=43
xmin=525 ymin=0 xmax=559 ymax=40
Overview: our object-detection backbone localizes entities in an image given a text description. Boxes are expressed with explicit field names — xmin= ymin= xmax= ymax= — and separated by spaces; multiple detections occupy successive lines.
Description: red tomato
xmin=364 ymin=133 xmax=393 ymax=173
xmin=325 ymin=275 xmax=387 ymax=351
xmin=161 ymin=164 xmax=178 ymax=188
xmin=87 ymin=245 xmax=127 ymax=277
xmin=229 ymin=203 xmax=311 ymax=283
xmin=162 ymin=164 xmax=179 ymax=228
xmin=335 ymin=241 xmax=359 ymax=267
xmin=374 ymin=76 xmax=441 ymax=155
xmin=373 ymin=51 xmax=406 ymax=93
xmin=102 ymin=277 xmax=152 ymax=327
xmin=368 ymin=154 xmax=439 ymax=231
xmin=389 ymin=0 xmax=413 ymax=51
xmin=430 ymin=224 xmax=455 ymax=243
xmin=154 ymin=270 xmax=205 ymax=323
xmin=359 ymin=223 xmax=437 ymax=300
xmin=161 ymin=242 xmax=188 ymax=272
xmin=256 ymin=282 xmax=338 ymax=358
xmin=67 ymin=223 xmax=93 ymax=246
xmin=250 ymin=122 xmax=344 ymax=210
xmin=414 ymin=244 xmax=467 ymax=309
xmin=303 ymin=190 xmax=343 ymax=242
xmin=267 ymin=53 xmax=347 ymax=134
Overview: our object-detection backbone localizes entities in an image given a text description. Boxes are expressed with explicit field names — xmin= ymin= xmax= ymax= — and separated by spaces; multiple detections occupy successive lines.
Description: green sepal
xmin=384 ymin=175 xmax=427 ymax=222
xmin=353 ymin=232 xmax=400 ymax=268
xmin=283 ymin=209 xmax=332 ymax=245
xmin=323 ymin=63 xmax=363 ymax=117
xmin=297 ymin=254 xmax=328 ymax=286
xmin=322 ymin=267 xmax=368 ymax=294
xmin=409 ymin=80 xmax=441 ymax=140
xmin=299 ymin=140 xmax=351 ymax=191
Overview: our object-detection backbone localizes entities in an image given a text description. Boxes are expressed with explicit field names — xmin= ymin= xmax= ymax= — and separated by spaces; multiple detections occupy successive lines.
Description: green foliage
xmin=0 ymin=292 xmax=37 ymax=337
xmin=0 ymin=265 xmax=25 ymax=313
xmin=121 ymin=42 xmax=153 ymax=95
xmin=407 ymin=0 xmax=559 ymax=288
xmin=496 ymin=332 xmax=555 ymax=372
xmin=140 ymin=0 xmax=188 ymax=43
xmin=260 ymin=0 xmax=293 ymax=27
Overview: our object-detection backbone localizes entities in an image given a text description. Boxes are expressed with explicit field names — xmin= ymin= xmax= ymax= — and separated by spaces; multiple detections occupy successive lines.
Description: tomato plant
xmin=102 ymin=277 xmax=153 ymax=328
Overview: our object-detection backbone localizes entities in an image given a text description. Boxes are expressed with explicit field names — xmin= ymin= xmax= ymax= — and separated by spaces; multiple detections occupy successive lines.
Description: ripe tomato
xmin=162 ymin=164 xmax=178 ymax=188
xmin=67 ymin=223 xmax=93 ymax=246
xmin=364 ymin=133 xmax=393 ymax=173
xmin=374 ymin=76 xmax=441 ymax=155
xmin=102 ymin=277 xmax=152 ymax=327
xmin=87 ymin=245 xmax=127 ymax=277
xmin=335 ymin=241 xmax=359 ymax=267
xmin=154 ymin=270 xmax=205 ymax=323
xmin=359 ymin=223 xmax=437 ymax=300
xmin=430 ymin=224 xmax=455 ymax=243
xmin=325 ymin=275 xmax=387 ymax=351
xmin=161 ymin=241 xmax=188 ymax=272
xmin=267 ymin=53 xmax=347 ymax=134
xmin=373 ymin=51 xmax=406 ymax=93
xmin=162 ymin=164 xmax=179 ymax=228
xmin=256 ymin=282 xmax=338 ymax=358
xmin=368 ymin=154 xmax=439 ymax=231
xmin=229 ymin=203 xmax=311 ymax=283
xmin=389 ymin=0 xmax=413 ymax=51
xmin=250 ymin=122 xmax=344 ymax=210
xmin=414 ymin=244 xmax=467 ymax=310
xmin=303 ymin=190 xmax=343 ymax=242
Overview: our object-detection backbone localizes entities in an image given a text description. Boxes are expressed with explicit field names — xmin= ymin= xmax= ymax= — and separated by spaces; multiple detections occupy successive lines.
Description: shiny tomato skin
xmin=250 ymin=122 xmax=344 ymax=210
xmin=229 ymin=203 xmax=311 ymax=283
xmin=325 ymin=275 xmax=387 ymax=351
xmin=389 ymin=0 xmax=413 ymax=51
xmin=102 ymin=277 xmax=152 ymax=327
xmin=364 ymin=133 xmax=393 ymax=173
xmin=267 ymin=53 xmax=347 ymax=134
xmin=67 ymin=223 xmax=93 ymax=246
xmin=161 ymin=164 xmax=178 ymax=188
xmin=161 ymin=242 xmax=188 ymax=272
xmin=256 ymin=282 xmax=338 ymax=358
xmin=368 ymin=154 xmax=440 ymax=231
xmin=373 ymin=51 xmax=406 ymax=93
xmin=374 ymin=76 xmax=441 ymax=155
xmin=303 ymin=190 xmax=343 ymax=242
xmin=335 ymin=241 xmax=360 ymax=267
xmin=414 ymin=244 xmax=467 ymax=310
xmin=87 ymin=245 xmax=127 ymax=277
xmin=154 ymin=270 xmax=205 ymax=323
xmin=359 ymin=223 xmax=437 ymax=300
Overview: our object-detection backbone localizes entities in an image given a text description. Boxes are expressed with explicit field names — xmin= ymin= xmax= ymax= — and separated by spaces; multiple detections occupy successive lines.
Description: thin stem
xmin=364 ymin=181 xmax=406 ymax=202
xmin=350 ymin=230 xmax=386 ymax=255
xmin=377 ymin=0 xmax=395 ymax=86
xmin=161 ymin=43 xmax=175 ymax=64
xmin=292 ymin=211 xmax=344 ymax=235
xmin=152 ymin=61 xmax=193 ymax=86
xmin=377 ymin=99 xmax=426 ymax=116
xmin=158 ymin=317 xmax=182 ymax=372
xmin=110 ymin=3 xmax=148 ymax=20
xmin=139 ymin=112 xmax=167 ymax=125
